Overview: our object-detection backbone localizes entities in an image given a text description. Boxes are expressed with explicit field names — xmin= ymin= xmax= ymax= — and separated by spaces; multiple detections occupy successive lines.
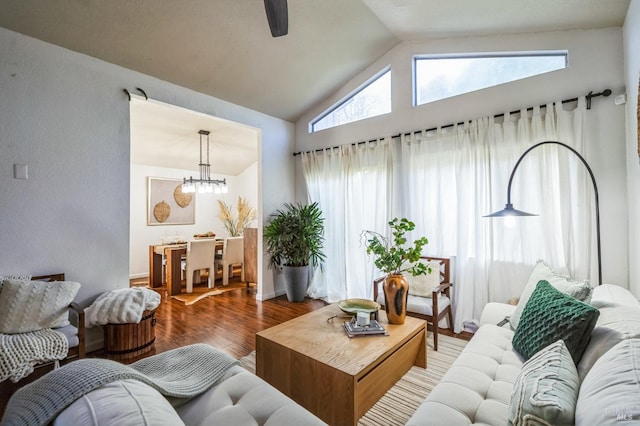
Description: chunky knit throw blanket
xmin=0 ymin=329 xmax=68 ymax=383
xmin=85 ymin=287 xmax=161 ymax=327
xmin=1 ymin=343 xmax=239 ymax=426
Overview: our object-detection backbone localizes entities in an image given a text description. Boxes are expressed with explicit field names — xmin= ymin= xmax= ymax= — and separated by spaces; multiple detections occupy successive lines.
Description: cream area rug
xmin=239 ymin=333 xmax=467 ymax=425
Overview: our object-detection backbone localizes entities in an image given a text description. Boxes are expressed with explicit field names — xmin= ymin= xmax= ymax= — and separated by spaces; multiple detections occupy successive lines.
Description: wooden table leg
xmin=165 ymin=247 xmax=186 ymax=296
xmin=149 ymin=246 xmax=163 ymax=288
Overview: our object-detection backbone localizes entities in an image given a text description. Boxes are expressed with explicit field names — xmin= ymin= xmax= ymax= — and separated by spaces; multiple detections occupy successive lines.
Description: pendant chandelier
xmin=181 ymin=130 xmax=228 ymax=194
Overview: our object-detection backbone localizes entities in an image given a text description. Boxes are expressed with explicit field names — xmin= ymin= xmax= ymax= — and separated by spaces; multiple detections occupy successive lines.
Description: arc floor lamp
xmin=484 ymin=140 xmax=602 ymax=285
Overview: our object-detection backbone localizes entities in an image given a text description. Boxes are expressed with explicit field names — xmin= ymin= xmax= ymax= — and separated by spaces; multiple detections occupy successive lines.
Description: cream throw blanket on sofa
xmin=2 ymin=343 xmax=239 ymax=426
xmin=0 ymin=329 xmax=68 ymax=383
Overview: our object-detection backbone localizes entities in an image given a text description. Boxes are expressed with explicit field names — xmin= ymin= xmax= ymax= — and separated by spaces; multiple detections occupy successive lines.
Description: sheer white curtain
xmin=301 ymin=140 xmax=392 ymax=301
xmin=395 ymin=99 xmax=590 ymax=331
xmin=301 ymin=99 xmax=592 ymax=331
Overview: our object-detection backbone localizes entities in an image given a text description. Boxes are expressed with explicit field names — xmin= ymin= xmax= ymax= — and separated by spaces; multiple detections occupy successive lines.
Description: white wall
xmin=128 ymin=163 xmax=258 ymax=278
xmin=624 ymin=0 xmax=640 ymax=297
xmin=295 ymin=28 xmax=629 ymax=289
xmin=0 ymin=27 xmax=295 ymax=351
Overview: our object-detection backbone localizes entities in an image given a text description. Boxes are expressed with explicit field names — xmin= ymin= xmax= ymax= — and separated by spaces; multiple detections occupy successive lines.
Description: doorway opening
xmin=128 ymin=97 xmax=261 ymax=297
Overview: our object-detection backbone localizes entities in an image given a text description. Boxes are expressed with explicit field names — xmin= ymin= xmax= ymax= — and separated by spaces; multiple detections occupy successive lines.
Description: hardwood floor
xmin=1 ymin=275 xmax=469 ymax=417
xmin=124 ymin=277 xmax=328 ymax=362
xmin=126 ymin=273 xmax=470 ymax=362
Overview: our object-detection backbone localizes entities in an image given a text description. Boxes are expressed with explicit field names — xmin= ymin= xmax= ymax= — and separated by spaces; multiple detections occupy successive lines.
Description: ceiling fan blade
xmin=264 ymin=0 xmax=288 ymax=37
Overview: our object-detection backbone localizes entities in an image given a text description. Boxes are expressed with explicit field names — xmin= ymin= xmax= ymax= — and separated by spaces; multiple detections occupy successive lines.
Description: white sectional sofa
xmin=408 ymin=270 xmax=640 ymax=425
xmin=2 ymin=345 xmax=326 ymax=426
xmin=55 ymin=365 xmax=326 ymax=426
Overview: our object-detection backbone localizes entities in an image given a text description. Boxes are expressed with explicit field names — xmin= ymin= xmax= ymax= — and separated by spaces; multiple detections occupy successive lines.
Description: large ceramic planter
xmin=282 ymin=265 xmax=309 ymax=302
xmin=383 ymin=273 xmax=409 ymax=324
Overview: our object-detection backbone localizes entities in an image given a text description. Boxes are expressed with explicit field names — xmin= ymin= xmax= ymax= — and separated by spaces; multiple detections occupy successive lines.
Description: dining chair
xmin=215 ymin=237 xmax=245 ymax=285
xmin=183 ymin=239 xmax=217 ymax=293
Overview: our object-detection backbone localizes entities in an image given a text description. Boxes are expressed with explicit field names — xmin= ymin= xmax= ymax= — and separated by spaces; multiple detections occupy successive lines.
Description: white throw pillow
xmin=0 ymin=279 xmax=80 ymax=333
xmin=577 ymin=305 xmax=640 ymax=381
xmin=509 ymin=340 xmax=580 ymax=426
xmin=54 ymin=379 xmax=185 ymax=426
xmin=407 ymin=260 xmax=442 ymax=297
xmin=509 ymin=260 xmax=593 ymax=329
xmin=575 ymin=338 xmax=640 ymax=425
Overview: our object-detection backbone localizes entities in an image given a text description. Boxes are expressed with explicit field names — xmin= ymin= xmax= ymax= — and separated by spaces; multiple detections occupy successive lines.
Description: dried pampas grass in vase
xmin=218 ymin=196 xmax=256 ymax=237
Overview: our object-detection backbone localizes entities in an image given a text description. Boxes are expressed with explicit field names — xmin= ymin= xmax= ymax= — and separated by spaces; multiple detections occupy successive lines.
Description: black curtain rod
xmin=292 ymin=89 xmax=611 ymax=157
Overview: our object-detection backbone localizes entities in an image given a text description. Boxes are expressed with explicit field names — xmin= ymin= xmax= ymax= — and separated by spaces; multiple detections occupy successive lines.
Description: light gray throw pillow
xmin=510 ymin=260 xmax=592 ymax=329
xmin=509 ymin=339 xmax=579 ymax=426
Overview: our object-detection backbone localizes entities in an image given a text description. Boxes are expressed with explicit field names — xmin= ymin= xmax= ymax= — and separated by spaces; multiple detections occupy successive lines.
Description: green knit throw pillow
xmin=512 ymin=280 xmax=599 ymax=364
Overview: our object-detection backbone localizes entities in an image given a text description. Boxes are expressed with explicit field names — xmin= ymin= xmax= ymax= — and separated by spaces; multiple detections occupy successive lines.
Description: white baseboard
xmin=257 ymin=289 xmax=286 ymax=301
xmin=129 ymin=273 xmax=148 ymax=280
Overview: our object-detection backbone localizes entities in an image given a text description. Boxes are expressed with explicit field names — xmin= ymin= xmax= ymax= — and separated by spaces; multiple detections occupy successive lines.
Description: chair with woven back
xmin=373 ymin=256 xmax=454 ymax=351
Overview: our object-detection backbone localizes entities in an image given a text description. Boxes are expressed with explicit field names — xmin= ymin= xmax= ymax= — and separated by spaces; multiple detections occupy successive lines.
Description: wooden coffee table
xmin=256 ymin=304 xmax=427 ymax=425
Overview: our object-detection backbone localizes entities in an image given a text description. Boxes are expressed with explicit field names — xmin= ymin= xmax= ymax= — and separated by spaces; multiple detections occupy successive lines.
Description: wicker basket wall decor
xmin=173 ymin=185 xmax=193 ymax=208
xmin=153 ymin=201 xmax=171 ymax=223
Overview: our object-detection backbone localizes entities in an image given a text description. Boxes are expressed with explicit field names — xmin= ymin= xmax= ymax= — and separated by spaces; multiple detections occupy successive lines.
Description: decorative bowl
xmin=337 ymin=298 xmax=380 ymax=315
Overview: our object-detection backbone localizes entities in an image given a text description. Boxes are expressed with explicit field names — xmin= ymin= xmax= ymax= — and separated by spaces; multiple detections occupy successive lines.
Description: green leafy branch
xmin=362 ymin=218 xmax=429 ymax=276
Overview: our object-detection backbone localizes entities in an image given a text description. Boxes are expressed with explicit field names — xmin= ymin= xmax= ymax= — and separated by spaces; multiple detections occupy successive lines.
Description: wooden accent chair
xmin=1 ymin=273 xmax=85 ymax=415
xmin=374 ymin=256 xmax=454 ymax=351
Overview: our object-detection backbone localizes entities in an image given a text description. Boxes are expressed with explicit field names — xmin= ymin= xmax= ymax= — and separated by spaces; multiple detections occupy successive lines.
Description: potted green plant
xmin=263 ymin=202 xmax=326 ymax=302
xmin=362 ymin=218 xmax=429 ymax=324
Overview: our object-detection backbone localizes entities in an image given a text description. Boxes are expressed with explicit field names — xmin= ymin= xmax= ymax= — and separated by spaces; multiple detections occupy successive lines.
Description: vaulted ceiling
xmin=0 ymin=0 xmax=630 ymax=123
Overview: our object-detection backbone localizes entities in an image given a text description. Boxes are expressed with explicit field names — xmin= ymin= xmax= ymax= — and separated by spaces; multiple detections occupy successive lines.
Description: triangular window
xmin=310 ymin=68 xmax=391 ymax=133
xmin=414 ymin=52 xmax=567 ymax=106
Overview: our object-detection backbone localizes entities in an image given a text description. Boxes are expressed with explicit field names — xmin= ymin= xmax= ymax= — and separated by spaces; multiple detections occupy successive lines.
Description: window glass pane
xmin=311 ymin=69 xmax=391 ymax=133
xmin=415 ymin=53 xmax=566 ymax=105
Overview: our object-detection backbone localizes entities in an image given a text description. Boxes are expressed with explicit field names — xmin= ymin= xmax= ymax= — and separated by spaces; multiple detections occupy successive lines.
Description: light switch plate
xmin=14 ymin=164 xmax=28 ymax=179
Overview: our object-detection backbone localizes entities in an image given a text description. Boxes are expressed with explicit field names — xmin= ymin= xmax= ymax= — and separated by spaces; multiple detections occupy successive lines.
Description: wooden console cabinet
xmin=243 ymin=227 xmax=258 ymax=285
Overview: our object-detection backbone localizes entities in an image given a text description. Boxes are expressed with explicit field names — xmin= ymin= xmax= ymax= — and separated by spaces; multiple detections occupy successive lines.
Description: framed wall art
xmin=147 ymin=177 xmax=195 ymax=225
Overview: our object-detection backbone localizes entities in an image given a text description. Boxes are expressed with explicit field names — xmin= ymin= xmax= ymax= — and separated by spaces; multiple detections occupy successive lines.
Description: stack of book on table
xmin=343 ymin=319 xmax=388 ymax=337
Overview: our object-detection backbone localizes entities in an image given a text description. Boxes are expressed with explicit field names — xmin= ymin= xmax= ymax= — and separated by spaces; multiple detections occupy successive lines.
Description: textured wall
xmin=624 ymin=0 xmax=640 ymax=297
xmin=0 ymin=27 xmax=294 ymax=350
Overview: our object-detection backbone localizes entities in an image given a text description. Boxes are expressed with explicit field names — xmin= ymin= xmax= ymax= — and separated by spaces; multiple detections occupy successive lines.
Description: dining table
xmin=149 ymin=239 xmax=224 ymax=296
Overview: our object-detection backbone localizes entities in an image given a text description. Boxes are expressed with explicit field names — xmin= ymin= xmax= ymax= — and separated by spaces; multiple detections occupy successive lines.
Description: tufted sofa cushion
xmin=407 ymin=325 xmax=523 ymax=425
xmin=54 ymin=365 xmax=325 ymax=426
xmin=175 ymin=365 xmax=326 ymax=425
xmin=54 ymin=379 xmax=185 ymax=426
